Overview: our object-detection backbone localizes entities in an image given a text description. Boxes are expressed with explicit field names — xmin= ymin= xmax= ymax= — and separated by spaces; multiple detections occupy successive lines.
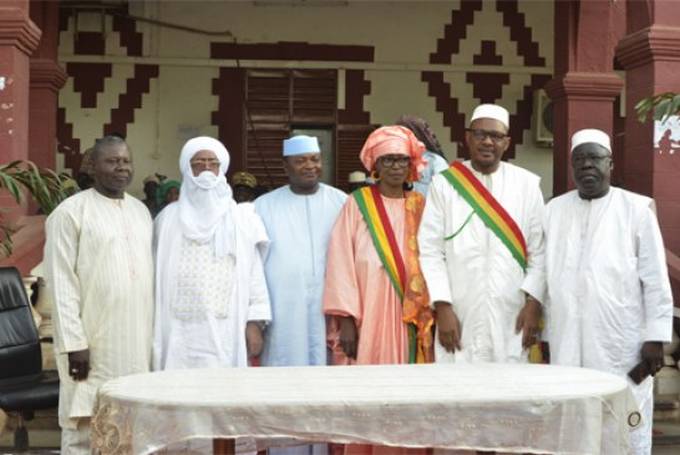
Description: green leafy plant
xmin=635 ymin=92 xmax=680 ymax=123
xmin=0 ymin=160 xmax=77 ymax=256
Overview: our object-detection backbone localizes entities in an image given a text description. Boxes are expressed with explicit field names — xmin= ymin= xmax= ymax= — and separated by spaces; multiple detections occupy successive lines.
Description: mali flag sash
xmin=353 ymin=185 xmax=406 ymax=298
xmin=441 ymin=161 xmax=528 ymax=270
xmin=353 ymin=185 xmax=419 ymax=363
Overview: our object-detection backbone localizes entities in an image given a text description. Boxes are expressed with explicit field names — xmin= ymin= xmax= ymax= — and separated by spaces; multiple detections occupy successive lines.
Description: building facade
xmin=1 ymin=0 xmax=679 ymax=308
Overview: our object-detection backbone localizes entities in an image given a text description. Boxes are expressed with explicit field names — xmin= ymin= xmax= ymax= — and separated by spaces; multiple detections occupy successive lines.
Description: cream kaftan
xmin=44 ymin=189 xmax=154 ymax=430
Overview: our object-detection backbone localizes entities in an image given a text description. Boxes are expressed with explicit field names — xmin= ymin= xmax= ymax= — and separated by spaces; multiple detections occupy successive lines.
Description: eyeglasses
xmin=190 ymin=158 xmax=221 ymax=169
xmin=571 ymin=154 xmax=611 ymax=166
xmin=379 ymin=156 xmax=411 ymax=168
xmin=465 ymin=128 xmax=508 ymax=144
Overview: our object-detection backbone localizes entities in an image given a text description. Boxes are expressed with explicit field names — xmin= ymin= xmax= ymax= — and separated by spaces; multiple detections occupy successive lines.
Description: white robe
xmin=153 ymin=202 xmax=271 ymax=370
xmin=543 ymin=187 xmax=673 ymax=454
xmin=418 ymin=161 xmax=545 ymax=363
xmin=255 ymin=184 xmax=347 ymax=366
xmin=44 ymin=189 xmax=154 ymax=430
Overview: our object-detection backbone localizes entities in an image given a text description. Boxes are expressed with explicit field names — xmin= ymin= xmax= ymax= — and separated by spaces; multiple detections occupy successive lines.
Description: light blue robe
xmin=255 ymin=183 xmax=347 ymax=366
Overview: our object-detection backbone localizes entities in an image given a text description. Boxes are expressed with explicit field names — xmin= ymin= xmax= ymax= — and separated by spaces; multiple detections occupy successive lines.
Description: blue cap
xmin=283 ymin=135 xmax=321 ymax=157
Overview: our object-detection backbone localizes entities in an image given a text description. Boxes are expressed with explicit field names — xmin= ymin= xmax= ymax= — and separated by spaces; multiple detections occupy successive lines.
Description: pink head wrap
xmin=359 ymin=125 xmax=426 ymax=182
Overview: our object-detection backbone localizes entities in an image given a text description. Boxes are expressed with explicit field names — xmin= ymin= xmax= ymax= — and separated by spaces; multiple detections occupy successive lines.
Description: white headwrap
xmin=178 ymin=136 xmax=236 ymax=257
xmin=470 ymin=104 xmax=510 ymax=129
xmin=570 ymin=128 xmax=612 ymax=153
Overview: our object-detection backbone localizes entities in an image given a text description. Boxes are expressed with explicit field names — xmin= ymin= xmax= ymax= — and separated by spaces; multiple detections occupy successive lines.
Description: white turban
xmin=178 ymin=136 xmax=235 ymax=257
xmin=570 ymin=129 xmax=612 ymax=154
xmin=470 ymin=104 xmax=510 ymax=129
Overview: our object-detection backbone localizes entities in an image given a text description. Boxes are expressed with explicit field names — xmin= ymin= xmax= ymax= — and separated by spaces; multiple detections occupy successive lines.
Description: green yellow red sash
xmin=353 ymin=185 xmax=420 ymax=363
xmin=441 ymin=161 xmax=528 ymax=270
xmin=353 ymin=185 xmax=406 ymax=298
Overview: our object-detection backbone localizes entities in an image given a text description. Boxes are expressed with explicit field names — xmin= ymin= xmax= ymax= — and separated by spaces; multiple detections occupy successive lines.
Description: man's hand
xmin=67 ymin=349 xmax=90 ymax=381
xmin=434 ymin=301 xmax=462 ymax=353
xmin=641 ymin=341 xmax=664 ymax=376
xmin=246 ymin=321 xmax=265 ymax=358
xmin=339 ymin=317 xmax=358 ymax=360
xmin=515 ymin=295 xmax=542 ymax=349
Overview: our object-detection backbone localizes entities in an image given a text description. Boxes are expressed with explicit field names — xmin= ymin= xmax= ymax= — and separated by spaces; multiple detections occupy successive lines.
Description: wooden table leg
xmin=213 ymin=438 xmax=235 ymax=455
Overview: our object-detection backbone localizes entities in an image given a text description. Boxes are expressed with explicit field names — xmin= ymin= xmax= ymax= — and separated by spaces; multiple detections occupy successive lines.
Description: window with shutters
xmin=244 ymin=69 xmax=337 ymax=188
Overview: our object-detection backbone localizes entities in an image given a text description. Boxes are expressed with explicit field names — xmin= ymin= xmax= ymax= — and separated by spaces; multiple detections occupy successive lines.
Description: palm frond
xmin=636 ymin=92 xmax=680 ymax=123
xmin=0 ymin=160 xmax=77 ymax=257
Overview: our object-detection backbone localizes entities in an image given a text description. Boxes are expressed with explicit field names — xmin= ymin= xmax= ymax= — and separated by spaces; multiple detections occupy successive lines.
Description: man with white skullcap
xmin=153 ymin=136 xmax=271 ymax=372
xmin=255 ymin=135 xmax=345 ymax=455
xmin=255 ymin=135 xmax=346 ymax=367
xmin=542 ymin=128 xmax=673 ymax=454
xmin=419 ymin=104 xmax=546 ymax=364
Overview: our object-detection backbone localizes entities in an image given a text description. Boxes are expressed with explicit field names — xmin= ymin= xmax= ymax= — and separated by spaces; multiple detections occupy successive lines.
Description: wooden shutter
xmin=291 ymin=69 xmax=336 ymax=124
xmin=244 ymin=70 xmax=290 ymax=187
xmin=244 ymin=69 xmax=337 ymax=188
xmin=335 ymin=124 xmax=376 ymax=192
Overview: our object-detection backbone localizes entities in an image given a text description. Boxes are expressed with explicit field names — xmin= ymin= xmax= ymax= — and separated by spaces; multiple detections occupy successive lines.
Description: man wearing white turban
xmin=418 ymin=103 xmax=546 ymax=364
xmin=153 ymin=136 xmax=271 ymax=373
xmin=542 ymin=128 xmax=673 ymax=454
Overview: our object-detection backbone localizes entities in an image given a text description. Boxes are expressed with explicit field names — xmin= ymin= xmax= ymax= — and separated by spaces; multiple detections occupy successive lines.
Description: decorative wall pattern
xmin=422 ymin=0 xmax=549 ymax=159
xmin=57 ymin=0 xmax=554 ymax=196
xmin=104 ymin=64 xmax=159 ymax=137
xmin=57 ymin=2 xmax=152 ymax=171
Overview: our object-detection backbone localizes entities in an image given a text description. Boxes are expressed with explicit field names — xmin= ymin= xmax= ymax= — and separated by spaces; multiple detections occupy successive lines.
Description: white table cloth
xmin=91 ymin=363 xmax=638 ymax=455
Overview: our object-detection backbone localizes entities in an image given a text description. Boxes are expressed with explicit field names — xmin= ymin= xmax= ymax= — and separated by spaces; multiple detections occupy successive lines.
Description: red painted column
xmin=0 ymin=0 xmax=40 ymax=164
xmin=0 ymin=1 xmax=42 ymax=275
xmin=545 ymin=0 xmax=624 ymax=196
xmin=616 ymin=1 xmax=680 ymax=250
xmin=29 ymin=0 xmax=66 ymax=170
xmin=616 ymin=0 xmax=680 ymax=304
xmin=0 ymin=0 xmax=40 ymax=214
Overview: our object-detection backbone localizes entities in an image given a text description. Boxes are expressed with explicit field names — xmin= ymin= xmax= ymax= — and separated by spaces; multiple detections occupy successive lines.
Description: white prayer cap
xmin=348 ymin=171 xmax=367 ymax=183
xmin=283 ymin=135 xmax=321 ymax=157
xmin=570 ymin=129 xmax=611 ymax=153
xmin=470 ymin=104 xmax=510 ymax=129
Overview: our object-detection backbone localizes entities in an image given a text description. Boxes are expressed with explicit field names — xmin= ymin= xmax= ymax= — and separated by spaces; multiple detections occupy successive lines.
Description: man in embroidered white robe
xmin=153 ymin=137 xmax=271 ymax=372
xmin=44 ymin=136 xmax=154 ymax=454
xmin=543 ymin=129 xmax=673 ymax=454
xmin=418 ymin=104 xmax=545 ymax=363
